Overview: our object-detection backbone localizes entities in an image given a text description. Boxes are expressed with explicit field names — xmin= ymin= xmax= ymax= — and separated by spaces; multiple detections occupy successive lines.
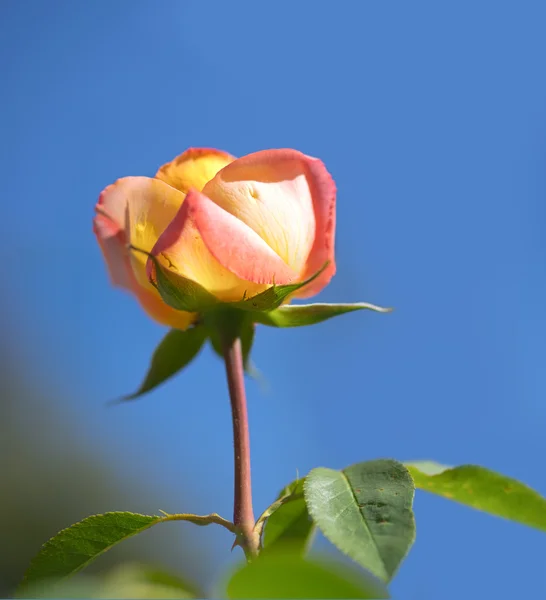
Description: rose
xmin=94 ymin=148 xmax=336 ymax=330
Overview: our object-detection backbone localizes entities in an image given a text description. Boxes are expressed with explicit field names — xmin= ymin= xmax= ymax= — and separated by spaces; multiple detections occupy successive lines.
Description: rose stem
xmin=221 ymin=334 xmax=260 ymax=559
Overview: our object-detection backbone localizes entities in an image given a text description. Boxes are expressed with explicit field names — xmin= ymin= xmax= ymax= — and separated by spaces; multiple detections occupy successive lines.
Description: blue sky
xmin=3 ymin=0 xmax=546 ymax=597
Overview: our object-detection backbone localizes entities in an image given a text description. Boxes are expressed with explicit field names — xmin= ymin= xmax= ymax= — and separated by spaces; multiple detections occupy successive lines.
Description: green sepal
xmin=253 ymin=302 xmax=392 ymax=327
xmin=206 ymin=308 xmax=255 ymax=371
xmin=229 ymin=262 xmax=329 ymax=312
xmin=130 ymin=246 xmax=217 ymax=313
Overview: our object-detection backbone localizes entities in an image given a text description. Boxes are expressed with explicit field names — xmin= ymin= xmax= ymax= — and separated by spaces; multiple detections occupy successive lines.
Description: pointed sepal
xmin=253 ymin=302 xmax=392 ymax=327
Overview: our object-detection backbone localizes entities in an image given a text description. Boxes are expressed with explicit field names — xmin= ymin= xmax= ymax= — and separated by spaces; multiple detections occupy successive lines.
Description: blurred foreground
xmin=0 ymin=324 xmax=210 ymax=597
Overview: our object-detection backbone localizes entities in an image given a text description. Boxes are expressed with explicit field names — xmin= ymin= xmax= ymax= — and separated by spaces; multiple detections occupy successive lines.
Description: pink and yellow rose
xmin=94 ymin=148 xmax=336 ymax=329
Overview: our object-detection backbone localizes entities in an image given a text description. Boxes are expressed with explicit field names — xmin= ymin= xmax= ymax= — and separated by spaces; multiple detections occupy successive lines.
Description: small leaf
xmin=20 ymin=513 xmax=162 ymax=590
xmin=304 ymin=460 xmax=415 ymax=583
xmin=253 ymin=302 xmax=392 ymax=327
xmin=230 ymin=263 xmax=329 ymax=312
xmin=225 ymin=552 xmax=389 ymax=599
xmin=131 ymin=246 xmax=218 ymax=312
xmin=278 ymin=478 xmax=305 ymax=498
xmin=119 ymin=325 xmax=207 ymax=402
xmin=261 ymin=479 xmax=314 ymax=554
xmin=407 ymin=461 xmax=546 ymax=532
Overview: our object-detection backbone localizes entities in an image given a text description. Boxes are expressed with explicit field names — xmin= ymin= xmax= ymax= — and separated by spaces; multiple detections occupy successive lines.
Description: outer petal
xmin=94 ymin=212 xmax=134 ymax=291
xmin=289 ymin=154 xmax=336 ymax=298
xmin=155 ymin=148 xmax=235 ymax=194
xmin=202 ymin=149 xmax=317 ymax=274
xmin=96 ymin=176 xmax=186 ymax=289
xmin=150 ymin=189 xmax=298 ymax=302
xmin=94 ymin=178 xmax=195 ymax=330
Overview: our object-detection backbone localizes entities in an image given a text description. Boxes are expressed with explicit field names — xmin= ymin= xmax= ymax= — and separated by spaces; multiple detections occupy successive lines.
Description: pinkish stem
xmin=221 ymin=335 xmax=259 ymax=559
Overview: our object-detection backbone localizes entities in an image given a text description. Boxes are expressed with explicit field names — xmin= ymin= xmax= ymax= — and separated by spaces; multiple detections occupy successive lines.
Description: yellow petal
xmin=94 ymin=176 xmax=196 ymax=330
xmin=155 ymin=148 xmax=235 ymax=194
xmin=104 ymin=177 xmax=184 ymax=291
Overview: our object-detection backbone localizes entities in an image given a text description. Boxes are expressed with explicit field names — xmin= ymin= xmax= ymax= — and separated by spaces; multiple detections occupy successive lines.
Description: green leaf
xmin=253 ymin=302 xmax=392 ymax=327
xmin=278 ymin=478 xmax=306 ymax=497
xmin=20 ymin=513 xmax=162 ymax=590
xmin=20 ymin=511 xmax=236 ymax=594
xmin=261 ymin=479 xmax=315 ymax=554
xmin=119 ymin=326 xmax=207 ymax=402
xmin=131 ymin=246 xmax=218 ymax=312
xmin=230 ymin=262 xmax=329 ymax=312
xmin=407 ymin=461 xmax=546 ymax=532
xmin=304 ymin=460 xmax=416 ymax=583
xmin=225 ymin=553 xmax=389 ymax=599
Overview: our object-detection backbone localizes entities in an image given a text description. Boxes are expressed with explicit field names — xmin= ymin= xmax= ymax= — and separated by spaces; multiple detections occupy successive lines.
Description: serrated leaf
xmin=120 ymin=325 xmax=207 ymax=401
xmin=20 ymin=512 xmax=162 ymax=590
xmin=253 ymin=302 xmax=392 ymax=327
xmin=230 ymin=262 xmax=329 ymax=312
xmin=407 ymin=461 xmax=546 ymax=532
xmin=225 ymin=552 xmax=389 ymax=599
xmin=131 ymin=246 xmax=218 ymax=312
xmin=304 ymin=460 xmax=415 ymax=583
xmin=261 ymin=479 xmax=314 ymax=554
xmin=20 ymin=511 xmax=235 ymax=595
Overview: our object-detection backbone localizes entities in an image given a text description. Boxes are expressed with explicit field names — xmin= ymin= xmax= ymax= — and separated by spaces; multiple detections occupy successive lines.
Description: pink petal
xmin=201 ymin=149 xmax=314 ymax=274
xmin=291 ymin=154 xmax=336 ymax=298
xmin=93 ymin=211 xmax=133 ymax=291
xmin=150 ymin=189 xmax=298 ymax=298
xmin=202 ymin=149 xmax=336 ymax=297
